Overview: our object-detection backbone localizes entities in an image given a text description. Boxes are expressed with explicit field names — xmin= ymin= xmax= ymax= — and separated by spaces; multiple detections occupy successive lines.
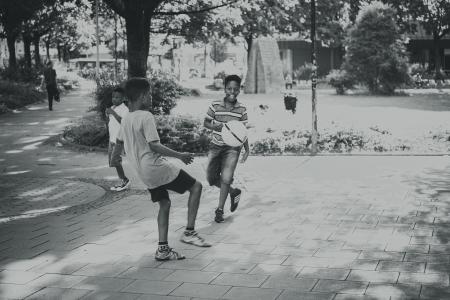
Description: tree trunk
xmin=203 ymin=44 xmax=207 ymax=78
xmin=45 ymin=40 xmax=50 ymax=61
xmin=23 ymin=35 xmax=32 ymax=69
xmin=310 ymin=0 xmax=318 ymax=153
xmin=125 ymin=7 xmax=150 ymax=77
xmin=114 ymin=13 xmax=118 ymax=81
xmin=33 ymin=36 xmax=41 ymax=66
xmin=57 ymin=43 xmax=62 ymax=61
xmin=433 ymin=32 xmax=442 ymax=80
xmin=349 ymin=0 xmax=361 ymax=24
xmin=245 ymin=35 xmax=253 ymax=61
xmin=6 ymin=34 xmax=17 ymax=69
xmin=63 ymin=44 xmax=69 ymax=62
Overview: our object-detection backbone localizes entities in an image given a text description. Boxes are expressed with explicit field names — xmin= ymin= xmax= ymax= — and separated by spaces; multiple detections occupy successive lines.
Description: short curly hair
xmin=125 ymin=78 xmax=150 ymax=102
xmin=224 ymin=74 xmax=241 ymax=87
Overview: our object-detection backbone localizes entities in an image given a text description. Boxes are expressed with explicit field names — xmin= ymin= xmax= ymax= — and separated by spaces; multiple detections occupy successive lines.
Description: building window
xmin=444 ymin=49 xmax=450 ymax=71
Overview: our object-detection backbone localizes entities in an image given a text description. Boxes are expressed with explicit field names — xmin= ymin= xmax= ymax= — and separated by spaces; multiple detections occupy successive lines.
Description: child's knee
xmin=159 ymin=198 xmax=171 ymax=210
xmin=191 ymin=181 xmax=202 ymax=193
xmin=220 ymin=172 xmax=234 ymax=185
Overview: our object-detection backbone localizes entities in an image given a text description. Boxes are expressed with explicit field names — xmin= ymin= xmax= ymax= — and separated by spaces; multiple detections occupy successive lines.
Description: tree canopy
xmin=0 ymin=0 xmax=55 ymax=68
xmin=343 ymin=1 xmax=409 ymax=94
xmin=102 ymin=0 xmax=239 ymax=77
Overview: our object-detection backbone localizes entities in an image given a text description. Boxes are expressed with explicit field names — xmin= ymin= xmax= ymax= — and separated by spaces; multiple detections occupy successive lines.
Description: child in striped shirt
xmin=204 ymin=75 xmax=249 ymax=223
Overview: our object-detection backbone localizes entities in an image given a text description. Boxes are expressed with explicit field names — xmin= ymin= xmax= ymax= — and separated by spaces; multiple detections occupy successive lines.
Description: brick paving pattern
xmin=1 ymin=85 xmax=450 ymax=299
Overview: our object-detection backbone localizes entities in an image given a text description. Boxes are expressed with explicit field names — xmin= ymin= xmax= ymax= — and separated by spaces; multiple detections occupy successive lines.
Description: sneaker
xmin=214 ymin=208 xmax=224 ymax=223
xmin=112 ymin=179 xmax=130 ymax=192
xmin=155 ymin=247 xmax=185 ymax=261
xmin=230 ymin=188 xmax=241 ymax=212
xmin=181 ymin=231 xmax=212 ymax=247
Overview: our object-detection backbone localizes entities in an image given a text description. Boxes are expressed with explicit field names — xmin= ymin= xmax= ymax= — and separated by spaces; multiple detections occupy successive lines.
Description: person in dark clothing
xmin=41 ymin=61 xmax=58 ymax=111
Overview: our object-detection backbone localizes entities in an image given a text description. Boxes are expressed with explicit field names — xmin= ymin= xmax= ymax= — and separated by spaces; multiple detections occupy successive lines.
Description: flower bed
xmin=0 ymin=80 xmax=46 ymax=112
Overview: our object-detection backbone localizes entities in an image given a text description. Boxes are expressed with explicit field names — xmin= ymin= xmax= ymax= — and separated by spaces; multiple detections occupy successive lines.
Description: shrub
xmin=63 ymin=113 xmax=210 ymax=153
xmin=342 ymin=1 xmax=410 ymax=94
xmin=94 ymin=83 xmax=116 ymax=121
xmin=157 ymin=116 xmax=210 ymax=154
xmin=0 ymin=80 xmax=45 ymax=110
xmin=62 ymin=114 xmax=108 ymax=148
xmin=214 ymin=71 xmax=226 ymax=80
xmin=56 ymin=70 xmax=81 ymax=91
xmin=78 ymin=65 xmax=126 ymax=86
xmin=0 ymin=58 xmax=42 ymax=84
xmin=294 ymin=63 xmax=314 ymax=81
xmin=149 ymin=71 xmax=186 ymax=115
xmin=93 ymin=70 xmax=185 ymax=119
xmin=410 ymin=63 xmax=428 ymax=76
xmin=0 ymin=103 xmax=10 ymax=114
xmin=252 ymin=138 xmax=283 ymax=154
xmin=326 ymin=69 xmax=354 ymax=94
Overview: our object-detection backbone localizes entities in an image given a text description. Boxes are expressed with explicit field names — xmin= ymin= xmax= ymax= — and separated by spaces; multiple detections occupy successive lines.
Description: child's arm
xmin=239 ymin=107 xmax=249 ymax=163
xmin=106 ymin=108 xmax=122 ymax=123
xmin=240 ymin=139 xmax=249 ymax=163
xmin=149 ymin=141 xmax=194 ymax=165
xmin=204 ymin=103 xmax=222 ymax=131
xmin=204 ymin=117 xmax=223 ymax=131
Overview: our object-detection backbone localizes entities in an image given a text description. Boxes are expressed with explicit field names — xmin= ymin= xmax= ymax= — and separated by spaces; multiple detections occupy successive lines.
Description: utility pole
xmin=310 ymin=0 xmax=318 ymax=154
xmin=114 ymin=12 xmax=118 ymax=82
xmin=95 ymin=0 xmax=100 ymax=80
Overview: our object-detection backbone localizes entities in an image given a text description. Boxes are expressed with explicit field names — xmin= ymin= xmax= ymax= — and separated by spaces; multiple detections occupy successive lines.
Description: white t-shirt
xmin=108 ymin=103 xmax=129 ymax=143
xmin=117 ymin=110 xmax=180 ymax=189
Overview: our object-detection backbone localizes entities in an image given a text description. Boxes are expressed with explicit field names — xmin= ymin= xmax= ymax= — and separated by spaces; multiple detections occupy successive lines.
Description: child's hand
xmin=105 ymin=107 xmax=114 ymax=115
xmin=240 ymin=150 xmax=249 ymax=163
xmin=179 ymin=152 xmax=194 ymax=165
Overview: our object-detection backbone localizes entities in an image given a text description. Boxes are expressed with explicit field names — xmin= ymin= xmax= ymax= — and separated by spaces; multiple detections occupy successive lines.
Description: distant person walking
xmin=285 ymin=73 xmax=293 ymax=90
xmin=41 ymin=61 xmax=59 ymax=111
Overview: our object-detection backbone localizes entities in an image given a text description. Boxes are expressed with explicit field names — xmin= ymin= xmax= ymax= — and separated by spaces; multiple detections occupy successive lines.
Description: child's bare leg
xmin=218 ymin=182 xmax=230 ymax=210
xmin=218 ymin=151 xmax=239 ymax=210
xmin=115 ymin=164 xmax=127 ymax=181
xmin=158 ymin=198 xmax=171 ymax=242
xmin=187 ymin=181 xmax=202 ymax=229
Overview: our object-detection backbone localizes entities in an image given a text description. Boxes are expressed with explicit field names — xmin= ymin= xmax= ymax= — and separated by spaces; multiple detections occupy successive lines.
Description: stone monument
xmin=244 ymin=38 xmax=284 ymax=94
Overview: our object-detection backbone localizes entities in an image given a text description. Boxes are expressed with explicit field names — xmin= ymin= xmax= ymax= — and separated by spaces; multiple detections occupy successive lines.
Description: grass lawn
xmin=173 ymin=88 xmax=450 ymax=154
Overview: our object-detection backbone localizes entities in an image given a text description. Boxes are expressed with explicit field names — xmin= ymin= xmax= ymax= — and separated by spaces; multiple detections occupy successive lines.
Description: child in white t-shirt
xmin=106 ymin=86 xmax=130 ymax=191
xmin=112 ymin=78 xmax=211 ymax=261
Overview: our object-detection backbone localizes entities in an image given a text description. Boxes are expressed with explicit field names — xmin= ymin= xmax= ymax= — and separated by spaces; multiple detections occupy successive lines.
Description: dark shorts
xmin=108 ymin=142 xmax=122 ymax=167
xmin=148 ymin=169 xmax=196 ymax=202
xmin=206 ymin=143 xmax=240 ymax=186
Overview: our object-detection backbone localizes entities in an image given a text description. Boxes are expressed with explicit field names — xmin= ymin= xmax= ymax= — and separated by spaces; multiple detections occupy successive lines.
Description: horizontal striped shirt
xmin=205 ymin=99 xmax=248 ymax=146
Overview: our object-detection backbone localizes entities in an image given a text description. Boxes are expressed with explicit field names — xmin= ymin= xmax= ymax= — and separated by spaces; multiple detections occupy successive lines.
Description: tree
xmin=387 ymin=0 xmax=450 ymax=79
xmin=209 ymin=38 xmax=227 ymax=63
xmin=101 ymin=0 xmax=164 ymax=77
xmin=230 ymin=0 xmax=293 ymax=59
xmin=291 ymin=0 xmax=348 ymax=47
xmin=44 ymin=1 xmax=94 ymax=62
xmin=102 ymin=0 xmax=238 ymax=77
xmin=21 ymin=1 xmax=62 ymax=67
xmin=343 ymin=1 xmax=409 ymax=94
xmin=0 ymin=0 xmax=50 ymax=69
xmin=215 ymin=0 xmax=348 ymax=61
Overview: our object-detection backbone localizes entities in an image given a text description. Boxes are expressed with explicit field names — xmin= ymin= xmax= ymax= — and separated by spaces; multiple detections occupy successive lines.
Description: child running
xmin=106 ymin=86 xmax=130 ymax=191
xmin=204 ymin=74 xmax=249 ymax=223
xmin=112 ymin=78 xmax=210 ymax=261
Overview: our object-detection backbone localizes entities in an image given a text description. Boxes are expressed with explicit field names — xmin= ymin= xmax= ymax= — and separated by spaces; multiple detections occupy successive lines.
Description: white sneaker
xmin=155 ymin=247 xmax=185 ymax=261
xmin=112 ymin=179 xmax=130 ymax=192
xmin=181 ymin=231 xmax=212 ymax=247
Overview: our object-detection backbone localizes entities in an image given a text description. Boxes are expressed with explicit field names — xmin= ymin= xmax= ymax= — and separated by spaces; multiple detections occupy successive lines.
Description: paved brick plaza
xmin=1 ymin=87 xmax=450 ymax=299
xmin=1 ymin=155 xmax=450 ymax=300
